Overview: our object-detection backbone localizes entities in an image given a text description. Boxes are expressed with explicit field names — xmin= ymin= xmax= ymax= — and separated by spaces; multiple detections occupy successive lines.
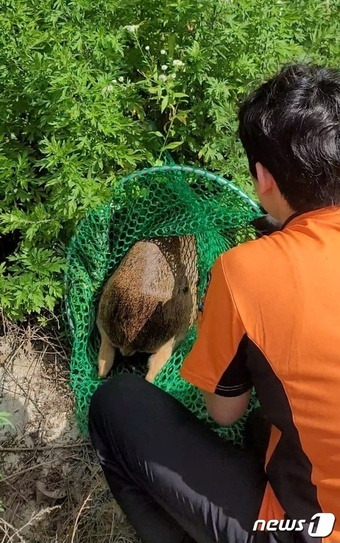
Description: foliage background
xmin=0 ymin=0 xmax=339 ymax=320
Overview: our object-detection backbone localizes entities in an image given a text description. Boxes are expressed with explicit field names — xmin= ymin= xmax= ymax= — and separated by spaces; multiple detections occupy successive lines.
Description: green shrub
xmin=0 ymin=0 xmax=338 ymax=320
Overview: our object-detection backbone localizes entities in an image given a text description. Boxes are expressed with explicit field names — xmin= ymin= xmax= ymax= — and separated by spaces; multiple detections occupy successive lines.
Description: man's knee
xmin=89 ymin=372 xmax=150 ymax=430
xmin=90 ymin=371 xmax=142 ymax=410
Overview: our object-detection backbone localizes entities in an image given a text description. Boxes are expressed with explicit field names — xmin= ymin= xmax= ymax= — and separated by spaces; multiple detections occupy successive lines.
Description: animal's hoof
xmin=98 ymin=359 xmax=113 ymax=379
xmin=145 ymin=372 xmax=155 ymax=383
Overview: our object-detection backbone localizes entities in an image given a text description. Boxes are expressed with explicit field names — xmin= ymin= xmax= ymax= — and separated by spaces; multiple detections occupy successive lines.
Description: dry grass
xmin=0 ymin=311 xmax=139 ymax=543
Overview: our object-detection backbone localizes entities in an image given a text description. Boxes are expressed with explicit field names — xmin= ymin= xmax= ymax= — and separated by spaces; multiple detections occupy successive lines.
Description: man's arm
xmin=202 ymin=390 xmax=250 ymax=426
xmin=180 ymin=256 xmax=252 ymax=423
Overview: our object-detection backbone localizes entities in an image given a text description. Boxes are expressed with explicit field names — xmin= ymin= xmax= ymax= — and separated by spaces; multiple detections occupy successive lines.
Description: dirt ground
xmin=0 ymin=314 xmax=139 ymax=543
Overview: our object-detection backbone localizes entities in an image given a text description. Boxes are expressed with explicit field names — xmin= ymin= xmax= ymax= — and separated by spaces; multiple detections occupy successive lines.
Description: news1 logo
xmin=308 ymin=513 xmax=336 ymax=538
xmin=253 ymin=513 xmax=336 ymax=538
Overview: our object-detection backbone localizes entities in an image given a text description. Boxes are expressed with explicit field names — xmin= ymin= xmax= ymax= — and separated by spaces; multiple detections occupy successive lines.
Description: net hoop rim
xmin=64 ymin=164 xmax=260 ymax=336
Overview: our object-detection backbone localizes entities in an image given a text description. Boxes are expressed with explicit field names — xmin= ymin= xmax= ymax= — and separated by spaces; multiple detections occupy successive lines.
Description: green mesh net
xmin=65 ymin=164 xmax=261 ymax=445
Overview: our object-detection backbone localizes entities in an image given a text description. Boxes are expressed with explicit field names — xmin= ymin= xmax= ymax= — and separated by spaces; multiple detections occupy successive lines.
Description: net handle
xmin=121 ymin=164 xmax=261 ymax=213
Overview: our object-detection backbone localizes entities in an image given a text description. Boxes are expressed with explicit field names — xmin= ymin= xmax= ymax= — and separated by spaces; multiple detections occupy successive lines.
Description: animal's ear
xmin=251 ymin=214 xmax=282 ymax=238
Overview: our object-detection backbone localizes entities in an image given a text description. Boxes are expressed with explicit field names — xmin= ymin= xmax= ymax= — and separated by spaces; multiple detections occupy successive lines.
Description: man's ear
xmin=255 ymin=162 xmax=275 ymax=195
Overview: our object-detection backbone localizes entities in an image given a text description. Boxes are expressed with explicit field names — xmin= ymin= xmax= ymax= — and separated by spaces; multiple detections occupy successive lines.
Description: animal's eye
xmin=183 ymin=286 xmax=189 ymax=293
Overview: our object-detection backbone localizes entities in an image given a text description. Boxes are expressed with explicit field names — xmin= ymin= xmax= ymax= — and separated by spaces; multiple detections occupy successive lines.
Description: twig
xmin=7 ymin=506 xmax=61 ymax=542
xmin=0 ymin=308 xmax=8 ymax=338
xmin=0 ymin=443 xmax=90 ymax=453
xmin=2 ymin=339 xmax=26 ymax=367
xmin=2 ymin=478 xmax=31 ymax=504
xmin=2 ymin=365 xmax=44 ymax=418
xmin=70 ymin=483 xmax=100 ymax=543
xmin=0 ymin=518 xmax=27 ymax=543
xmin=0 ymin=460 xmax=56 ymax=482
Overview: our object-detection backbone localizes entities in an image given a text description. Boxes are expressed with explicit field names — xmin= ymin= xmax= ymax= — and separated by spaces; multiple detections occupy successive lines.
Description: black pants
xmin=89 ymin=373 xmax=287 ymax=543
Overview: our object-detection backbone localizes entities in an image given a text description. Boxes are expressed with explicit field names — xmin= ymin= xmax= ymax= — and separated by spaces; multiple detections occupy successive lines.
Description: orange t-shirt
xmin=181 ymin=207 xmax=340 ymax=543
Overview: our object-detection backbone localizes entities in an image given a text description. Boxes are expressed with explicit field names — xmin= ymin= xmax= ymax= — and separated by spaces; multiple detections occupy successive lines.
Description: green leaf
xmin=0 ymin=412 xmax=13 ymax=428
xmin=162 ymin=140 xmax=184 ymax=150
xmin=161 ymin=95 xmax=169 ymax=113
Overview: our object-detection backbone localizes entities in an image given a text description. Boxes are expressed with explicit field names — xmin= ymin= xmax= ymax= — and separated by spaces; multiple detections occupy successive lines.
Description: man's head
xmin=239 ymin=64 xmax=340 ymax=222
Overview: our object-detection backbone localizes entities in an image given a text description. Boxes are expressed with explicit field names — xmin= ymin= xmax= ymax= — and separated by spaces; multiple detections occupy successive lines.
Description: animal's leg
xmin=145 ymin=337 xmax=175 ymax=383
xmin=98 ymin=328 xmax=116 ymax=378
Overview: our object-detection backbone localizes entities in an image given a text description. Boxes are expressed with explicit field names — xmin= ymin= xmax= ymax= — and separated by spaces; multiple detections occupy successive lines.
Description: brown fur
xmin=97 ymin=236 xmax=198 ymax=380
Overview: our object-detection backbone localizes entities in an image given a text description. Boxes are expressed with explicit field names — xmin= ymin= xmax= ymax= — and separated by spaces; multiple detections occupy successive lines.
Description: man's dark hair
xmin=238 ymin=64 xmax=340 ymax=212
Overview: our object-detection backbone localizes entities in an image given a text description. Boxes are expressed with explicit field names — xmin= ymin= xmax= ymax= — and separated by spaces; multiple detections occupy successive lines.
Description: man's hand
xmin=251 ymin=213 xmax=281 ymax=238
xmin=202 ymin=390 xmax=250 ymax=426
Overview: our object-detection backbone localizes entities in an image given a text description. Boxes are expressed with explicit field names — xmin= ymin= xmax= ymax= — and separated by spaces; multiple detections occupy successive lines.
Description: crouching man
xmin=89 ymin=64 xmax=340 ymax=543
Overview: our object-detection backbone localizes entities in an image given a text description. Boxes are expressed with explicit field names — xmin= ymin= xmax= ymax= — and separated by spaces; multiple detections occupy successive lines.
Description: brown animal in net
xmin=97 ymin=235 xmax=198 ymax=382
